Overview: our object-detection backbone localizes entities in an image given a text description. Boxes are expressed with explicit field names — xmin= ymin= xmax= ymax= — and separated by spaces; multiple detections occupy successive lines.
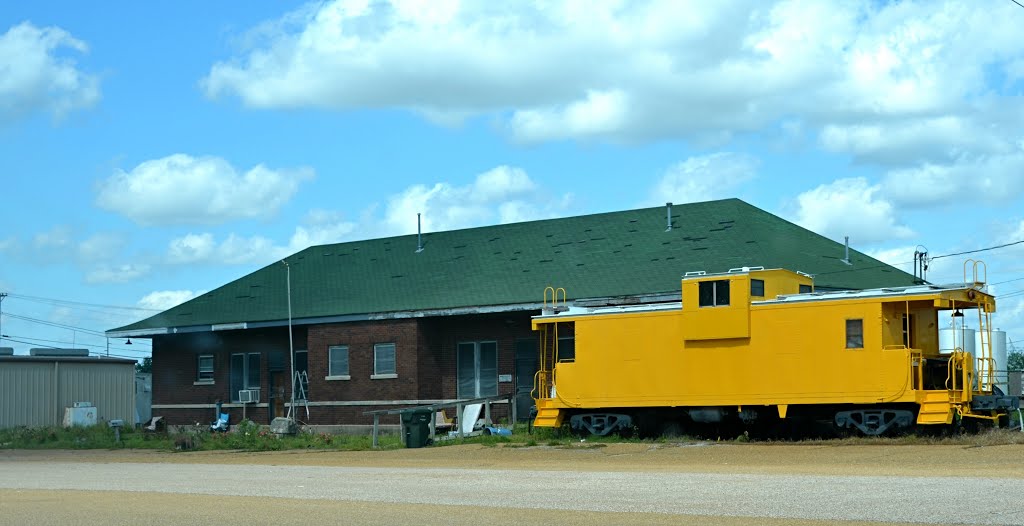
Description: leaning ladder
xmin=287 ymin=370 xmax=311 ymax=421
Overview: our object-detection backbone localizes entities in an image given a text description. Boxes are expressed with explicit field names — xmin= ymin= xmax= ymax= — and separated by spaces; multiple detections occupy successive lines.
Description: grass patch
xmin=5 ymin=419 xmax=1022 ymax=452
xmin=0 ymin=424 xmax=173 ymax=450
xmin=0 ymin=420 xmax=402 ymax=452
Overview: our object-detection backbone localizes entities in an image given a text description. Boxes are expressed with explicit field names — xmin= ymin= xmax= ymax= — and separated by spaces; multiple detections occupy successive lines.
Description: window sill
xmin=325 ymin=375 xmax=351 ymax=381
xmin=370 ymin=373 xmax=398 ymax=380
xmin=193 ymin=380 xmax=215 ymax=386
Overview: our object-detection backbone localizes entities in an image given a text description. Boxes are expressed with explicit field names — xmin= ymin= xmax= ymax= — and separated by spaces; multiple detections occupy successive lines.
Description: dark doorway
xmin=515 ymin=338 xmax=538 ymax=422
xmin=268 ymin=352 xmax=286 ymax=422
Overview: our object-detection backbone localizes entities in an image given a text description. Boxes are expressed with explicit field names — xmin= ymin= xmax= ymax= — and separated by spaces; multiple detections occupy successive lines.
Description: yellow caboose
xmin=531 ymin=263 xmax=1017 ymax=436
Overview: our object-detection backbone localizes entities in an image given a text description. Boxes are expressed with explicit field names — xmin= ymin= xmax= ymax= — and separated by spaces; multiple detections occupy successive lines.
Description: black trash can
xmin=401 ymin=409 xmax=433 ymax=448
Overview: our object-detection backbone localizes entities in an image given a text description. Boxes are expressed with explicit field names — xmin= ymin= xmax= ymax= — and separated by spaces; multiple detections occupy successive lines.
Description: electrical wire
xmin=814 ymin=239 xmax=1024 ymax=279
xmin=1 ymin=334 xmax=150 ymax=355
xmin=0 ymin=336 xmax=142 ymax=361
xmin=2 ymin=293 xmax=160 ymax=313
xmin=1 ymin=312 xmax=151 ymax=345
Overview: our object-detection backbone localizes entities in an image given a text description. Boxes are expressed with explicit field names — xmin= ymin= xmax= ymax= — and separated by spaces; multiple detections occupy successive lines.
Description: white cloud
xmin=77 ymin=233 xmax=125 ymax=262
xmin=201 ymin=0 xmax=1024 ymax=212
xmin=137 ymin=290 xmax=205 ymax=311
xmin=86 ymin=264 xmax=151 ymax=284
xmin=793 ymin=177 xmax=914 ymax=245
xmin=880 ymin=151 xmax=1024 ymax=207
xmin=167 ymin=233 xmax=216 ymax=264
xmin=95 ymin=154 xmax=314 ymax=226
xmin=162 ymin=165 xmax=567 ymax=266
xmin=32 ymin=225 xmax=74 ymax=251
xmin=380 ymin=165 xmax=560 ymax=234
xmin=201 ymin=2 xmax=1023 ymax=142
xmin=650 ymin=153 xmax=758 ymax=205
xmin=288 ymin=209 xmax=357 ymax=249
xmin=166 ymin=232 xmax=283 ymax=266
xmin=0 ymin=22 xmax=99 ymax=124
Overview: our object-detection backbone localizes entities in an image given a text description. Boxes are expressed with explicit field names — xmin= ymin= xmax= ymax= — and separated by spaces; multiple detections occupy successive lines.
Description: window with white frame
xmin=197 ymin=354 xmax=214 ymax=382
xmin=457 ymin=341 xmax=498 ymax=398
xmin=373 ymin=343 xmax=396 ymax=377
xmin=229 ymin=352 xmax=260 ymax=402
xmin=328 ymin=345 xmax=349 ymax=378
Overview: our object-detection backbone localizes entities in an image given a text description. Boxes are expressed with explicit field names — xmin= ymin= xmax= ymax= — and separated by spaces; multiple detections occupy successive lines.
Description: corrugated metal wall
xmin=0 ymin=361 xmax=135 ymax=428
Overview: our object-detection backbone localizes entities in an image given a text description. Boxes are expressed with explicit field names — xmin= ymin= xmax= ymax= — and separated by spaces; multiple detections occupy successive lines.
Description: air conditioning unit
xmin=238 ymin=389 xmax=259 ymax=403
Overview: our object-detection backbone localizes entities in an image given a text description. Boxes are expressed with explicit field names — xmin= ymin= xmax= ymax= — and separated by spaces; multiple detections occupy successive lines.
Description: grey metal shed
xmin=0 ymin=355 xmax=136 ymax=428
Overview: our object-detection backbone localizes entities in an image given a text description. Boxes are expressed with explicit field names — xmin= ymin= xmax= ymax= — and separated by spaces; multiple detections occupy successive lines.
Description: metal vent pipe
xmin=416 ymin=213 xmax=423 ymax=252
xmin=665 ymin=202 xmax=672 ymax=232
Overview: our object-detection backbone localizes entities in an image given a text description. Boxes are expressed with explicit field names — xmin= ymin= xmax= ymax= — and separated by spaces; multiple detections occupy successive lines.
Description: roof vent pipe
xmin=416 ymin=213 xmax=424 ymax=253
xmin=665 ymin=202 xmax=672 ymax=232
xmin=841 ymin=236 xmax=852 ymax=265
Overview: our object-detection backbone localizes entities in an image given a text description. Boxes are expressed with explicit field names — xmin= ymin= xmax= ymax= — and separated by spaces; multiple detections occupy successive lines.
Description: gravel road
xmin=2 ymin=444 xmax=1023 ymax=525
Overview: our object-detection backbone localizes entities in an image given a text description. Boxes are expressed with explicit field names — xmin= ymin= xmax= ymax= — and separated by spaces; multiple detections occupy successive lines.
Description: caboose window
xmin=699 ymin=280 xmax=730 ymax=307
xmin=846 ymin=319 xmax=864 ymax=349
xmin=750 ymin=279 xmax=765 ymax=297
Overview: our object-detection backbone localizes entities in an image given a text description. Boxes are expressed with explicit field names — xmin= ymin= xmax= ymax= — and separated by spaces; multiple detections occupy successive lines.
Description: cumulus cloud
xmin=0 ymin=22 xmax=100 ymax=123
xmin=793 ymin=178 xmax=914 ymax=245
xmin=201 ymin=1 xmax=1024 ymax=208
xmin=137 ymin=290 xmax=205 ymax=311
xmin=86 ymin=264 xmax=151 ymax=284
xmin=880 ymin=150 xmax=1024 ymax=207
xmin=77 ymin=233 xmax=125 ymax=262
xmin=95 ymin=154 xmax=314 ymax=226
xmin=379 ymin=165 xmax=558 ymax=234
xmin=201 ymin=2 xmax=1021 ymax=136
xmin=162 ymin=165 xmax=568 ymax=266
xmin=650 ymin=153 xmax=758 ymax=205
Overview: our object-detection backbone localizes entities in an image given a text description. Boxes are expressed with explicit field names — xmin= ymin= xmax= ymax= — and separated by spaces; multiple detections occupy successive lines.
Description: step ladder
xmin=287 ymin=370 xmax=310 ymax=421
xmin=917 ymin=390 xmax=954 ymax=425
xmin=533 ymin=399 xmax=564 ymax=428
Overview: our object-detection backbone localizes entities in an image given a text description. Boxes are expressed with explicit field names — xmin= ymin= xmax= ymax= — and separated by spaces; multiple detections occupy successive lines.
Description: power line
xmin=813 ymin=240 xmax=1024 ymax=279
xmin=3 ymin=293 xmax=160 ymax=313
xmin=1011 ymin=0 xmax=1024 ymax=10
xmin=0 ymin=336 xmax=142 ymax=361
xmin=929 ymin=239 xmax=1024 ymax=260
xmin=2 ymin=312 xmax=108 ymax=337
xmin=2 ymin=311 xmax=151 ymax=344
xmin=1 ymin=334 xmax=150 ymax=355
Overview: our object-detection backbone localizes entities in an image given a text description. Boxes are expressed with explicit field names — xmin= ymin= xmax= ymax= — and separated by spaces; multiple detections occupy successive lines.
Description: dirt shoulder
xmin=4 ymin=441 xmax=1023 ymax=478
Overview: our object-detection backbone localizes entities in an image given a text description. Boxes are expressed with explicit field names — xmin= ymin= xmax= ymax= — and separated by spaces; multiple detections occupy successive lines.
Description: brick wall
xmin=153 ymin=313 xmax=538 ymax=426
xmin=305 ymin=318 xmax=420 ymax=410
xmin=152 ymin=327 xmax=305 ymax=425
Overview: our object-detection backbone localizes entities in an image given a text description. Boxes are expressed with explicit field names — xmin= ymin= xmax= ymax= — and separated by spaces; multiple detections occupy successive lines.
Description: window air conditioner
xmin=238 ymin=389 xmax=259 ymax=403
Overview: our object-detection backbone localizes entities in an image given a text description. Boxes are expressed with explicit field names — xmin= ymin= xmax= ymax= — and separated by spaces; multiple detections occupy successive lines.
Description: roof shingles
xmin=111 ymin=199 xmax=917 ymax=333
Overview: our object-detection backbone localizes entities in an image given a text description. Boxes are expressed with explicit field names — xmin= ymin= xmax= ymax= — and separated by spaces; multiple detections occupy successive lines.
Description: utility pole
xmin=283 ymin=261 xmax=295 ymax=424
xmin=0 ymin=292 xmax=7 ymax=345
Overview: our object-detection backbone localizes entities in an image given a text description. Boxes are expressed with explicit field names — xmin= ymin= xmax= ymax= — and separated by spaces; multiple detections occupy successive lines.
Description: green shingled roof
xmin=110 ymin=199 xmax=917 ymax=333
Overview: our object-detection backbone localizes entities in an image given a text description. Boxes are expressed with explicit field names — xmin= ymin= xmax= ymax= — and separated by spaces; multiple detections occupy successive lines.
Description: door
xmin=515 ymin=338 xmax=539 ymax=421
xmin=270 ymin=371 xmax=286 ymax=419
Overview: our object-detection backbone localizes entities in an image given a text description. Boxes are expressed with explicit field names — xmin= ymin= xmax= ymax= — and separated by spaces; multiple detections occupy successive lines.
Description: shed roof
xmin=109 ymin=199 xmax=918 ymax=335
xmin=0 ymin=356 xmax=136 ymax=365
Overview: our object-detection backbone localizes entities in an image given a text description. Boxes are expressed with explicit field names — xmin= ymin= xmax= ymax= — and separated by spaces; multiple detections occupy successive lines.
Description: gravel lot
xmin=2 ymin=443 xmax=1023 ymax=525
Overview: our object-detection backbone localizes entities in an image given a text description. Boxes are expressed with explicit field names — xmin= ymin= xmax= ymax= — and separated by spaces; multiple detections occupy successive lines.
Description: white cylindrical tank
xmin=975 ymin=329 xmax=1008 ymax=392
xmin=938 ymin=326 xmax=975 ymax=355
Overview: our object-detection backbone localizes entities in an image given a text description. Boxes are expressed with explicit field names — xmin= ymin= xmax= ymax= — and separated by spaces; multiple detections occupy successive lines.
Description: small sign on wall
xmin=498 ymin=374 xmax=512 ymax=383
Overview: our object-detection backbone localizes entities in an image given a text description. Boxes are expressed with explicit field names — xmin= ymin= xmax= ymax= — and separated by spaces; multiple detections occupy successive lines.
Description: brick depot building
xmin=108 ymin=200 xmax=917 ymax=429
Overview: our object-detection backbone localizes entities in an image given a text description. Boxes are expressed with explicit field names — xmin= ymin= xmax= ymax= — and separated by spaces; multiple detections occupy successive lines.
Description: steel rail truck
xmin=530 ymin=261 xmax=1018 ymax=437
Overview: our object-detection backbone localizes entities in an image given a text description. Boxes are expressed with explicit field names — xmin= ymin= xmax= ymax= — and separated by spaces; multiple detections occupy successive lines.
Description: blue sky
xmin=2 ymin=0 xmax=1024 ymax=362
